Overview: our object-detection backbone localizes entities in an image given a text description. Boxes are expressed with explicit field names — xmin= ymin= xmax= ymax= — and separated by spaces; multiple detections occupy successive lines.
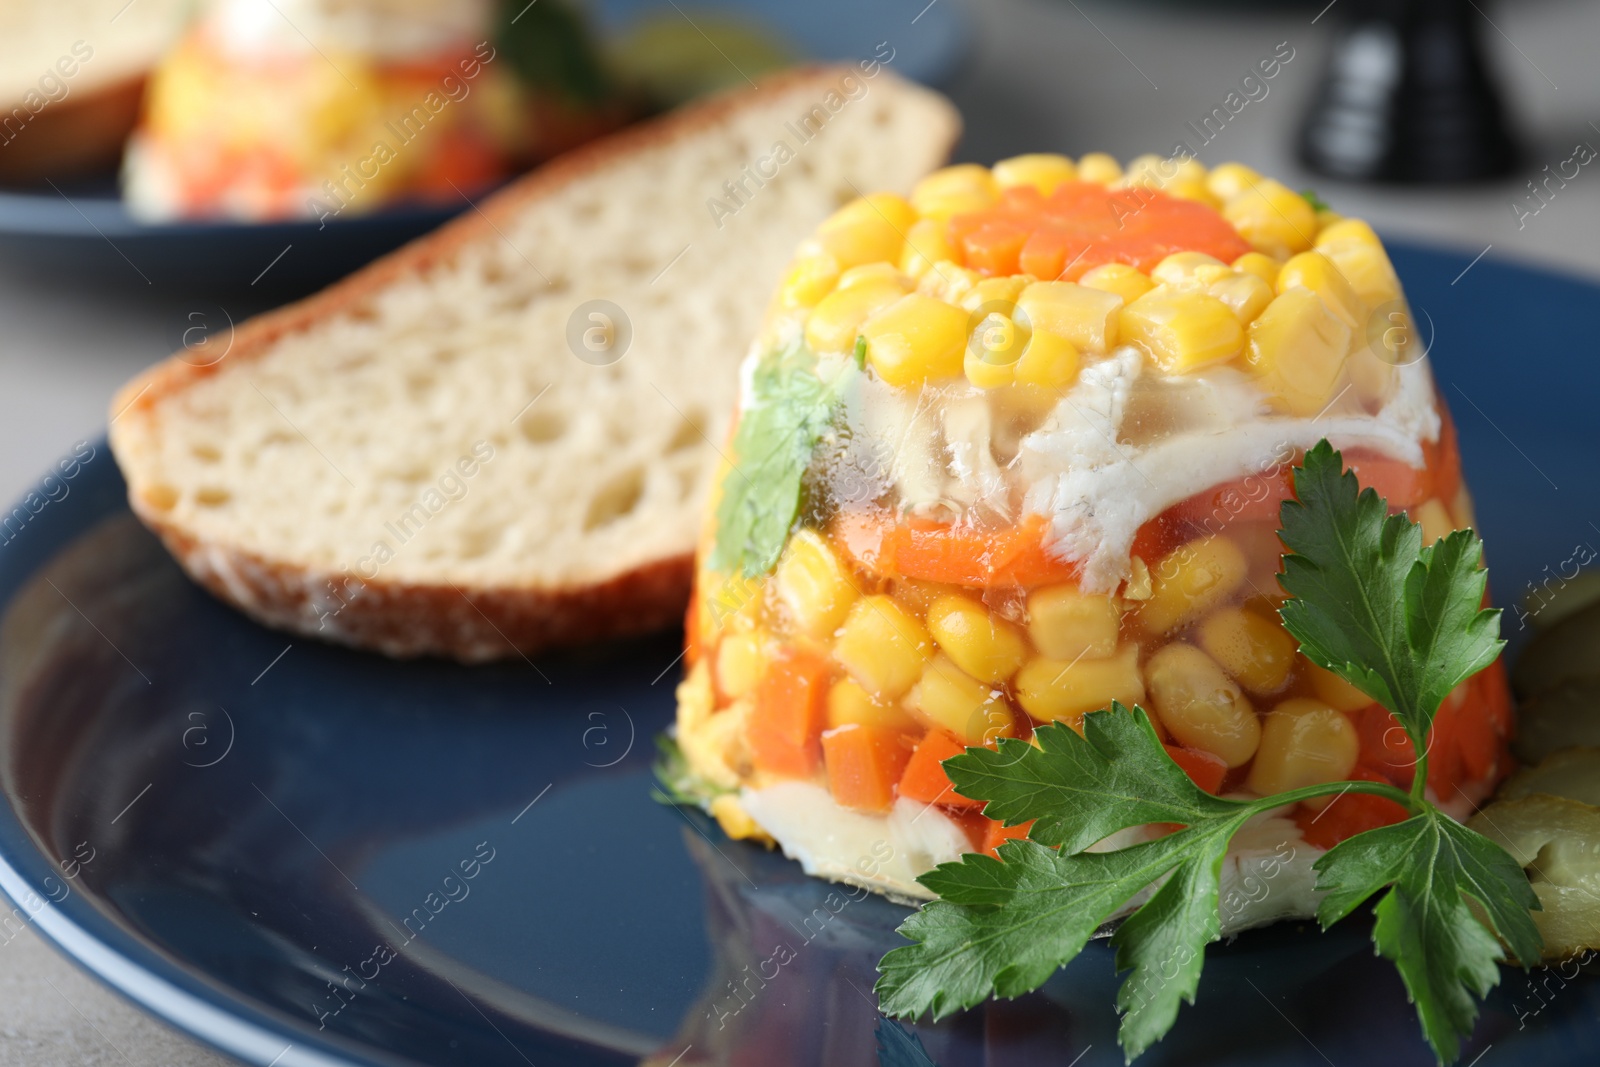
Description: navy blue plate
xmin=0 ymin=240 xmax=1596 ymax=1067
xmin=0 ymin=0 xmax=967 ymax=298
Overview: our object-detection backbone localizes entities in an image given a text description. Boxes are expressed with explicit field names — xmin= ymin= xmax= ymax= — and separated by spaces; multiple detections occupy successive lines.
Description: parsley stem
xmin=1244 ymin=777 xmax=1423 ymax=819
xmin=1410 ymin=752 xmax=1429 ymax=803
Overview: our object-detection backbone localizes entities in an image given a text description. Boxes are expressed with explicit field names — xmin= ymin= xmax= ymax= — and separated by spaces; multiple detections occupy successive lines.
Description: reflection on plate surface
xmin=0 ymin=242 xmax=1597 ymax=1066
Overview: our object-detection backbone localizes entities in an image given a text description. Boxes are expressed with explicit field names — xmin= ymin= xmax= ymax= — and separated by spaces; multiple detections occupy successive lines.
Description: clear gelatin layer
xmin=674 ymin=152 xmax=1513 ymax=899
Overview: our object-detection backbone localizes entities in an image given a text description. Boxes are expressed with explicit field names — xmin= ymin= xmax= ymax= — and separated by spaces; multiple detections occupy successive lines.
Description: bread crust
xmin=107 ymin=65 xmax=960 ymax=662
xmin=140 ymin=508 xmax=694 ymax=662
xmin=0 ymin=75 xmax=146 ymax=183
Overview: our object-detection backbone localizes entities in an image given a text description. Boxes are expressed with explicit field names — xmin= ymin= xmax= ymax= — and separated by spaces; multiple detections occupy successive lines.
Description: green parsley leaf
xmin=1110 ymin=829 xmax=1242 ymax=1059
xmin=877 ymin=705 xmax=1312 ymax=1057
xmin=1278 ymin=441 xmax=1503 ymax=755
xmin=947 ymin=711 xmax=1237 ymax=853
xmin=650 ymin=734 xmax=731 ymax=807
xmin=1301 ymin=188 xmax=1331 ymax=212
xmin=709 ymin=340 xmax=853 ymax=578
xmin=877 ymin=809 xmax=1259 ymax=1057
xmin=1313 ymin=809 xmax=1542 ymax=1063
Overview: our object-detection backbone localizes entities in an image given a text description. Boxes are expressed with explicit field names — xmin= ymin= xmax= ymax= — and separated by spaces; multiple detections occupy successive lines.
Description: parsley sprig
xmin=709 ymin=339 xmax=855 ymax=578
xmin=875 ymin=441 xmax=1540 ymax=1064
xmin=1278 ymin=445 xmax=1503 ymax=799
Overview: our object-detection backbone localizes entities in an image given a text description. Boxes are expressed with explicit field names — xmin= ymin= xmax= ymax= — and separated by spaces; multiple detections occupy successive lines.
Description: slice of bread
xmin=0 ymin=0 xmax=190 ymax=182
xmin=109 ymin=66 xmax=960 ymax=661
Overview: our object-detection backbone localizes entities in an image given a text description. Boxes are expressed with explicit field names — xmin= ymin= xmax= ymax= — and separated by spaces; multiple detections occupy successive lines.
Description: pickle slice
xmin=1468 ymin=793 xmax=1600 ymax=961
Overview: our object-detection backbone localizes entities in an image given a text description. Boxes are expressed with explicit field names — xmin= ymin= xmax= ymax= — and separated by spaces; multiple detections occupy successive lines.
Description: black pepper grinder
xmin=1297 ymin=0 xmax=1518 ymax=183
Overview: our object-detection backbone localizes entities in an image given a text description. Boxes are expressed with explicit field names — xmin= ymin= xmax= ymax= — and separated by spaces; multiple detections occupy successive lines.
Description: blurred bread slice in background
xmin=109 ymin=66 xmax=960 ymax=661
xmin=0 ymin=0 xmax=191 ymax=182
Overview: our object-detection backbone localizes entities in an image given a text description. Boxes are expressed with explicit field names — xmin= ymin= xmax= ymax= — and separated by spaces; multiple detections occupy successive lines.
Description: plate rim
xmin=0 ymin=803 xmax=388 ymax=1067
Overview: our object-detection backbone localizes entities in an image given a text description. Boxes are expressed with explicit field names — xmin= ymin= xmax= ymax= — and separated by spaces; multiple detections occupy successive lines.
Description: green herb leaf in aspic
xmin=1282 ymin=441 xmax=1539 ymax=1063
xmin=1278 ymin=440 xmax=1503 ymax=785
xmin=874 ymin=440 xmax=1540 ymax=1065
xmin=709 ymin=339 xmax=853 ymax=579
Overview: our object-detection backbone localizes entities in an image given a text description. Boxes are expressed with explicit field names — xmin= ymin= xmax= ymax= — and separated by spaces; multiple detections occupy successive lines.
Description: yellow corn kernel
xmin=927 ymin=595 xmax=1028 ymax=683
xmin=1315 ymin=209 xmax=1344 ymax=231
xmin=861 ymin=293 xmax=970 ymax=387
xmin=911 ymin=164 xmax=999 ymax=220
xmin=916 ymin=262 xmax=979 ymax=305
xmin=838 ymin=263 xmax=912 ymax=292
xmin=1168 ymin=157 xmax=1209 ymax=185
xmin=701 ymin=570 xmax=766 ymax=631
xmin=1315 ymin=218 xmax=1383 ymax=250
xmin=828 ymin=192 xmax=919 ymax=231
xmin=888 ymin=577 xmax=965 ymax=617
xmin=1117 ymin=154 xmax=1204 ymax=191
xmin=1139 ymin=535 xmax=1250 ymax=635
xmin=1121 ymin=289 xmax=1245 ymax=373
xmin=1206 ymin=162 xmax=1262 ymax=203
xmin=1223 ymin=179 xmax=1316 ymax=259
xmin=1080 ymin=263 xmax=1154 ymax=305
xmin=964 ymin=312 xmax=1023 ymax=389
xmin=1345 ymin=345 xmax=1398 ymax=409
xmin=1014 ymin=281 xmax=1123 ymax=353
xmin=1231 ymin=251 xmax=1281 ymax=287
xmin=907 ymin=654 xmax=1014 ymax=745
xmin=900 ymin=218 xmax=962 ymax=278
xmin=1207 ymin=271 xmax=1274 ymax=324
xmin=833 ymin=594 xmax=933 ymax=701
xmin=779 ymin=254 xmax=842 ymax=308
xmin=1243 ymin=288 xmax=1353 ymax=416
xmin=805 ymin=279 xmax=906 ymax=354
xmin=1361 ymin=300 xmax=1420 ymax=374
xmin=1196 ymin=606 xmax=1296 ymax=694
xmin=1277 ymin=251 xmax=1364 ymax=328
xmin=1247 ymin=698 xmax=1360 ymax=796
xmin=715 ymin=631 xmax=765 ymax=700
xmin=826 ymin=677 xmax=919 ymax=733
xmin=709 ymin=794 xmax=772 ymax=843
xmin=1015 ymin=644 xmax=1145 ymax=728
xmin=1318 ymin=238 xmax=1402 ymax=309
xmin=1118 ymin=153 xmax=1171 ymax=190
xmin=1012 ymin=328 xmax=1081 ymax=389
xmin=1151 ymin=252 xmax=1227 ymax=286
xmin=1307 ymin=662 xmax=1374 ymax=712
xmin=960 ymin=275 xmax=1033 ymax=315
xmin=993 ymin=153 xmax=1077 ymax=196
xmin=1164 ymin=179 xmax=1219 ymax=208
xmin=1414 ymin=497 xmax=1455 ymax=545
xmin=914 ymin=188 xmax=998 ymax=222
xmin=1027 ymin=584 xmax=1121 ymax=661
xmin=1077 ymin=152 xmax=1123 ymax=185
xmin=816 ymin=193 xmax=916 ymax=270
xmin=775 ymin=528 xmax=859 ymax=639
xmin=1144 ymin=643 xmax=1260 ymax=767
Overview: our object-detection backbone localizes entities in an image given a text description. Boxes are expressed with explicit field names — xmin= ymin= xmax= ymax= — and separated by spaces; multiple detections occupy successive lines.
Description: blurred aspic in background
xmin=121 ymin=0 xmax=610 ymax=221
xmin=0 ymin=0 xmax=801 ymax=223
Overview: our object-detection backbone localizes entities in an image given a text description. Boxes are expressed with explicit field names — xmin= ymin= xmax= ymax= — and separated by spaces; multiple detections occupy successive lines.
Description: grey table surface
xmin=1 ymin=0 xmax=1597 ymax=1064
